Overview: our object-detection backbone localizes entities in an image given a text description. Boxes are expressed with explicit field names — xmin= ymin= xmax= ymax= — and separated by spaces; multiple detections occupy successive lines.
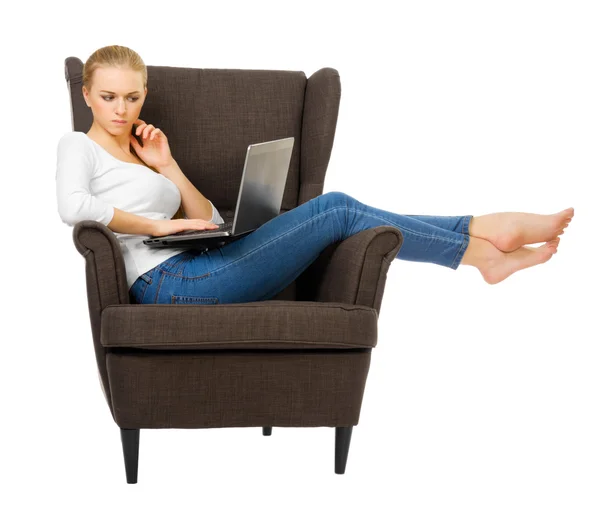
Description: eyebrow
xmin=99 ymin=90 xmax=140 ymax=94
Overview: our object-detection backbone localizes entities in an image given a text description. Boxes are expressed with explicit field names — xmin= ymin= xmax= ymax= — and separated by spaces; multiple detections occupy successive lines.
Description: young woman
xmin=56 ymin=45 xmax=573 ymax=305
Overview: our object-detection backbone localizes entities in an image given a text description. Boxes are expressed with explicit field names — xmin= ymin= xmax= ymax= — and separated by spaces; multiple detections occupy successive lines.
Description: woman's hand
xmin=152 ymin=218 xmax=219 ymax=238
xmin=130 ymin=118 xmax=175 ymax=173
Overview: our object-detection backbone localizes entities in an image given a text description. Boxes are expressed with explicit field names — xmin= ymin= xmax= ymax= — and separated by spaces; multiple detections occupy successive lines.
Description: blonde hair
xmin=83 ymin=45 xmax=185 ymax=220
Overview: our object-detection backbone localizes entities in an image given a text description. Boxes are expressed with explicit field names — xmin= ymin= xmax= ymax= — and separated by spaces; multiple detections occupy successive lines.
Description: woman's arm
xmin=158 ymin=160 xmax=214 ymax=221
xmin=56 ymin=134 xmax=116 ymax=227
xmin=105 ymin=207 xmax=156 ymax=236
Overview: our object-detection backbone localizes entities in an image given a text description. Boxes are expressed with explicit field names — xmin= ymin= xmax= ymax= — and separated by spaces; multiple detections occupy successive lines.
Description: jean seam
xmin=153 ymin=271 xmax=166 ymax=304
xmin=450 ymin=233 xmax=469 ymax=270
xmin=356 ymin=209 xmax=466 ymax=244
xmin=158 ymin=268 xmax=211 ymax=280
xmin=445 ymin=215 xmax=471 ymax=270
xmin=207 ymin=205 xmax=465 ymax=278
xmin=139 ymin=282 xmax=149 ymax=303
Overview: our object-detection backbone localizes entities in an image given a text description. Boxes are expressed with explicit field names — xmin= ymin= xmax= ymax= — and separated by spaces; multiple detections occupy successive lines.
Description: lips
xmin=113 ymin=120 xmax=127 ymax=124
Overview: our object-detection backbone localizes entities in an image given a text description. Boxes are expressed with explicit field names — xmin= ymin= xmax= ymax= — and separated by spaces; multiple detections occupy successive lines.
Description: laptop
xmin=143 ymin=136 xmax=294 ymax=251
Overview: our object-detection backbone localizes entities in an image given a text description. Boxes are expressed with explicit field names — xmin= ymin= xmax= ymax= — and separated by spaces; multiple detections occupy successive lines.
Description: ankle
xmin=460 ymin=236 xmax=499 ymax=269
xmin=468 ymin=214 xmax=490 ymax=239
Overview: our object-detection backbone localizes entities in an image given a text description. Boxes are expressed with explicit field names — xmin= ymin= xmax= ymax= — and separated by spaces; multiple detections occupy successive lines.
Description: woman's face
xmin=83 ymin=66 xmax=147 ymax=136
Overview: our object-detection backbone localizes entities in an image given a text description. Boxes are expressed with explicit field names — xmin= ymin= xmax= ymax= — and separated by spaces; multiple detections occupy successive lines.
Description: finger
xmin=142 ymin=124 xmax=154 ymax=139
xmin=149 ymin=128 xmax=161 ymax=141
xmin=134 ymin=119 xmax=147 ymax=135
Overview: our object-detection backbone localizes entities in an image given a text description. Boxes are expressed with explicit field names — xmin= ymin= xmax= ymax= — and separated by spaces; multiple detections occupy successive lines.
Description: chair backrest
xmin=64 ymin=58 xmax=342 ymax=219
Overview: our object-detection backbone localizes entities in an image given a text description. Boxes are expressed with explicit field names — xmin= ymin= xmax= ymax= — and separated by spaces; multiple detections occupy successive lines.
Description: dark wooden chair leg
xmin=262 ymin=426 xmax=272 ymax=436
xmin=120 ymin=428 xmax=140 ymax=484
xmin=335 ymin=426 xmax=353 ymax=474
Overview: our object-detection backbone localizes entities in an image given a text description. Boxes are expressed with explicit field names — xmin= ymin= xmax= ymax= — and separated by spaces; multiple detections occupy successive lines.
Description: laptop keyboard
xmin=171 ymin=221 xmax=234 ymax=237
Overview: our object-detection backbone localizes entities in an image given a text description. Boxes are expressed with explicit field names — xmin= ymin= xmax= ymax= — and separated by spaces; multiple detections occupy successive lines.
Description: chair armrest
xmin=72 ymin=220 xmax=130 ymax=309
xmin=71 ymin=220 xmax=402 ymax=317
xmin=71 ymin=220 xmax=129 ymax=412
xmin=296 ymin=226 xmax=403 ymax=314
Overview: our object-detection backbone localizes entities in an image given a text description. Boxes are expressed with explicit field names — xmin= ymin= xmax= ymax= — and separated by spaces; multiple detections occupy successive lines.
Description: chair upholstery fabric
xmin=64 ymin=57 xmax=402 ymax=437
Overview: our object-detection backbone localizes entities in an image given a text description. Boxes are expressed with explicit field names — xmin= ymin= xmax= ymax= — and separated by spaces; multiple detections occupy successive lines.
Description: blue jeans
xmin=129 ymin=191 xmax=473 ymax=305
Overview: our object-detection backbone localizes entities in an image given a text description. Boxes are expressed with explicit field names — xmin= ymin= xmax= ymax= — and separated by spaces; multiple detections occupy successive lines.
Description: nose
xmin=115 ymin=99 xmax=127 ymax=114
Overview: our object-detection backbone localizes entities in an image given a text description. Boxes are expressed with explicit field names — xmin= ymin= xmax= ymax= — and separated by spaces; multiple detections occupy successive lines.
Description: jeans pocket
xmin=171 ymin=295 xmax=219 ymax=305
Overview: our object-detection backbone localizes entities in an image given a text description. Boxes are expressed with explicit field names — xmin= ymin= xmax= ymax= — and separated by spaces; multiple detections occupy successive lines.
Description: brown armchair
xmin=63 ymin=56 xmax=403 ymax=484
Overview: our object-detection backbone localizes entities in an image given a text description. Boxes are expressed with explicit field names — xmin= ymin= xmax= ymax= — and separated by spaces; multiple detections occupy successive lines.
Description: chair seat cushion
xmin=100 ymin=301 xmax=378 ymax=350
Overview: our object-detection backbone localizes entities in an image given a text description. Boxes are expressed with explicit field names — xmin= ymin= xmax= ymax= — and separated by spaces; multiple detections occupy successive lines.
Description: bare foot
xmin=470 ymin=208 xmax=574 ymax=253
xmin=479 ymin=237 xmax=560 ymax=285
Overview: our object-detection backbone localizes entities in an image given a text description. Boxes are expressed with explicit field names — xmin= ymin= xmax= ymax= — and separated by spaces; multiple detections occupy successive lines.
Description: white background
xmin=2 ymin=0 xmax=598 ymax=506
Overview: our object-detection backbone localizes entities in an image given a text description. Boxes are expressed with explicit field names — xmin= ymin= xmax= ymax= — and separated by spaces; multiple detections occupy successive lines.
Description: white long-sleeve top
xmin=55 ymin=131 xmax=224 ymax=291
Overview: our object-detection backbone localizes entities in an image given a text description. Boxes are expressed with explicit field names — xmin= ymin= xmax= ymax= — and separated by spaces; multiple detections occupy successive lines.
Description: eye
xmin=102 ymin=96 xmax=139 ymax=102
